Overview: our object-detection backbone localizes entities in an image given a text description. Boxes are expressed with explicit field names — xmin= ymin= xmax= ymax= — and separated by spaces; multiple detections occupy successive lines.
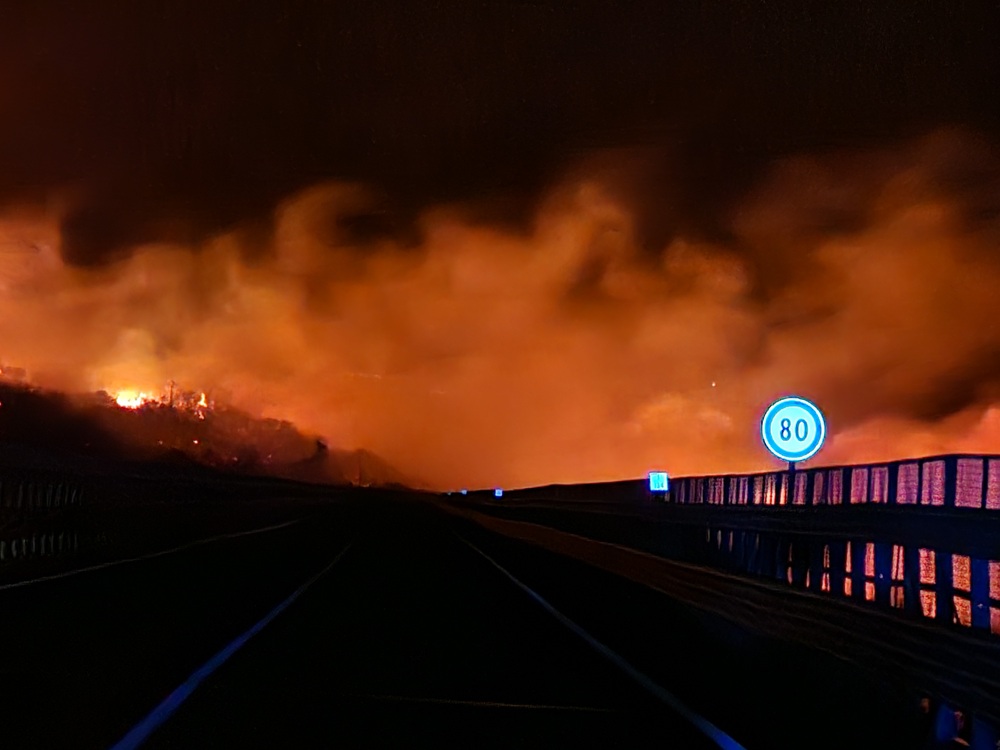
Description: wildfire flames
xmin=1 ymin=128 xmax=999 ymax=489
xmin=114 ymin=390 xmax=154 ymax=409
xmin=112 ymin=387 xmax=210 ymax=416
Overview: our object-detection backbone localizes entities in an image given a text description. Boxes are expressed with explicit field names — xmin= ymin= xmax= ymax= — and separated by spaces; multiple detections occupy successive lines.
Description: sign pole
xmin=788 ymin=461 xmax=797 ymax=504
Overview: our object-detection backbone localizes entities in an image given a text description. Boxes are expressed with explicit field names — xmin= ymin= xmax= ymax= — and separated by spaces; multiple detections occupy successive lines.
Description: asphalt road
xmin=0 ymin=493 xmax=924 ymax=749
xmin=0 ymin=495 xmax=732 ymax=750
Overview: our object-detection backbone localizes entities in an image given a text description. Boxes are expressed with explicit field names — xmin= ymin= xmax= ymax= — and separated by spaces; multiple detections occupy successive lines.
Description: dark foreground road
xmin=0 ymin=494 xmax=923 ymax=749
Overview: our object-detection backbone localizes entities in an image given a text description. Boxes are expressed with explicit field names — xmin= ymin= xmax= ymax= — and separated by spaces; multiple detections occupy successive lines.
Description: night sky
xmin=1 ymin=2 xmax=1000 ymax=487
xmin=2 ymin=2 xmax=996 ymax=260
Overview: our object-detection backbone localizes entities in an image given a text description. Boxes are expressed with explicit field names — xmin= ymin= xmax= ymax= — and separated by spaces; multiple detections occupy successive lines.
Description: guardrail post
xmin=850 ymin=540 xmax=867 ymax=601
xmin=943 ymin=456 xmax=958 ymax=509
xmin=733 ymin=529 xmax=746 ymax=570
xmin=935 ymin=549 xmax=955 ymax=625
xmin=982 ymin=458 xmax=990 ymax=510
xmin=828 ymin=541 xmax=847 ymax=595
xmin=751 ymin=532 xmax=763 ymax=573
xmin=971 ymin=557 xmax=991 ymax=630
xmin=916 ymin=459 xmax=925 ymax=504
xmin=789 ymin=537 xmax=809 ymax=587
xmin=808 ymin=542 xmax=825 ymax=592
xmin=903 ymin=546 xmax=922 ymax=617
xmin=874 ymin=543 xmax=893 ymax=604
xmin=766 ymin=536 xmax=784 ymax=581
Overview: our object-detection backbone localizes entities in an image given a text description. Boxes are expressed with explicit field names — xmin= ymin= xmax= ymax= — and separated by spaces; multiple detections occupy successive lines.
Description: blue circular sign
xmin=760 ymin=396 xmax=826 ymax=463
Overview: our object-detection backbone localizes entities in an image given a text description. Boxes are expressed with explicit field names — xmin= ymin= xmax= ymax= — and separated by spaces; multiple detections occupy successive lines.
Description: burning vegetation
xmin=0 ymin=369 xmax=406 ymax=486
xmin=110 ymin=384 xmax=209 ymax=415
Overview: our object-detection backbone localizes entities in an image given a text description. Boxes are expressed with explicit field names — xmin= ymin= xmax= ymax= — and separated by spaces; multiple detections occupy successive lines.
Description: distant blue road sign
xmin=648 ymin=471 xmax=669 ymax=492
xmin=761 ymin=396 xmax=826 ymax=463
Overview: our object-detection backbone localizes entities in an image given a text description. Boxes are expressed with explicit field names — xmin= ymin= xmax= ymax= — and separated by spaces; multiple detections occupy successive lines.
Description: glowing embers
xmin=110 ymin=385 xmax=212 ymax=414
xmin=114 ymin=390 xmax=155 ymax=409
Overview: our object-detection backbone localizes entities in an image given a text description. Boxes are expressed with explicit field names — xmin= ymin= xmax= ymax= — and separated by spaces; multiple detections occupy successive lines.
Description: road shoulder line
xmin=457 ymin=533 xmax=746 ymax=750
xmin=109 ymin=542 xmax=353 ymax=750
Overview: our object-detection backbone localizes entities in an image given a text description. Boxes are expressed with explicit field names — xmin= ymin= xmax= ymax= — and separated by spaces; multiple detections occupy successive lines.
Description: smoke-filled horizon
xmin=0 ymin=3 xmax=998 ymax=488
xmin=2 ymin=127 xmax=1000 ymax=489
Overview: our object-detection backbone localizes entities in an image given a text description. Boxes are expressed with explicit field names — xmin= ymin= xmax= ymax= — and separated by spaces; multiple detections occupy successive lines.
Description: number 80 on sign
xmin=760 ymin=396 xmax=826 ymax=463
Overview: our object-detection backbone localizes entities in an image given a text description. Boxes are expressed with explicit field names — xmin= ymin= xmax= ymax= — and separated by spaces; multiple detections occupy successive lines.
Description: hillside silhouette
xmin=0 ymin=381 xmax=410 ymax=487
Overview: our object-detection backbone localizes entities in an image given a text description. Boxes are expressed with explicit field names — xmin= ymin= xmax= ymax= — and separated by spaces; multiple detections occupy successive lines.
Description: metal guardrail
xmin=667 ymin=453 xmax=1000 ymax=509
xmin=665 ymin=454 xmax=1000 ymax=639
xmin=0 ymin=474 xmax=84 ymax=512
xmin=0 ymin=471 xmax=87 ymax=566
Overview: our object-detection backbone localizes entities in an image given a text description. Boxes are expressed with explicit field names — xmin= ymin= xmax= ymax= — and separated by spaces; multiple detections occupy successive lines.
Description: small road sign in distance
xmin=648 ymin=472 xmax=669 ymax=492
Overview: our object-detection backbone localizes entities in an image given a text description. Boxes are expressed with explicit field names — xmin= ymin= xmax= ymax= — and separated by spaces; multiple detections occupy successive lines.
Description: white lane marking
xmin=338 ymin=693 xmax=618 ymax=712
xmin=109 ymin=543 xmax=353 ymax=750
xmin=0 ymin=518 xmax=307 ymax=592
xmin=457 ymin=534 xmax=747 ymax=750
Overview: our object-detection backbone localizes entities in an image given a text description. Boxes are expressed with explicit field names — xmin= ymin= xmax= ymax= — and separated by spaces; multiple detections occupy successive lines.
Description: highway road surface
xmin=0 ymin=493 xmax=920 ymax=749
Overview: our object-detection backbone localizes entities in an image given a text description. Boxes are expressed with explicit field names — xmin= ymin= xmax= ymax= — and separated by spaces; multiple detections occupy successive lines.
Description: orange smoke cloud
xmin=1 ymin=128 xmax=999 ymax=489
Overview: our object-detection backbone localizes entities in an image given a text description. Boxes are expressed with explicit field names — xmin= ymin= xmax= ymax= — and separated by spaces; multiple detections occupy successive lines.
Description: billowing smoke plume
xmin=1 ymin=128 xmax=999 ymax=489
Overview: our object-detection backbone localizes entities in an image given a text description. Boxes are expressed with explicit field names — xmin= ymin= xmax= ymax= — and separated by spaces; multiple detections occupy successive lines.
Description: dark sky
xmin=0 ymin=1 xmax=997 ymax=264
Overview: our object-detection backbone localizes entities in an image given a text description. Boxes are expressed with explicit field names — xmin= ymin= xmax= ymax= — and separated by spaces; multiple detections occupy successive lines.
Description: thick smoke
xmin=1 ymin=129 xmax=999 ymax=489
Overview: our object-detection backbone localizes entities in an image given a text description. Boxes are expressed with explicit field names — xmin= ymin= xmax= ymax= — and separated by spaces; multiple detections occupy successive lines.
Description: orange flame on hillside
xmin=114 ymin=390 xmax=154 ymax=409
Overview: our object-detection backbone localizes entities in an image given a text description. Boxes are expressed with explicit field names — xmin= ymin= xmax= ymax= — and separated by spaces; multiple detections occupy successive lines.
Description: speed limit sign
xmin=761 ymin=396 xmax=826 ymax=464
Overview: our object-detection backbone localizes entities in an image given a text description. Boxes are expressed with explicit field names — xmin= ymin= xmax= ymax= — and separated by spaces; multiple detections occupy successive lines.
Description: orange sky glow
xmin=1 ymin=129 xmax=999 ymax=489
